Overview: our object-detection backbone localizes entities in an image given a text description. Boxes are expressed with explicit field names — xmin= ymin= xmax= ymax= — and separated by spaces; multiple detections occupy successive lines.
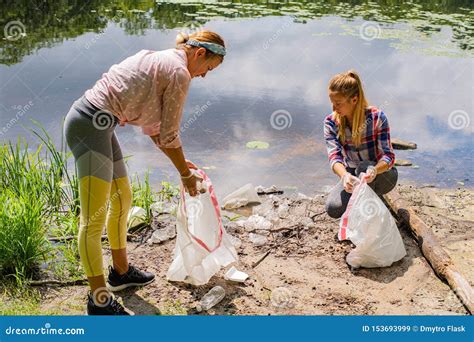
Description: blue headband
xmin=186 ymin=39 xmax=226 ymax=56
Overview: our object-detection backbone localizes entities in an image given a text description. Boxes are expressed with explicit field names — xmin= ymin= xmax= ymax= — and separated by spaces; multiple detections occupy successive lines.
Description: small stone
xmin=150 ymin=225 xmax=176 ymax=243
xmin=228 ymin=234 xmax=242 ymax=249
xmin=150 ymin=201 xmax=176 ymax=216
xmin=395 ymin=159 xmax=413 ymax=166
xmin=391 ymin=138 xmax=417 ymax=150
xmin=243 ymin=215 xmax=273 ymax=231
xmin=255 ymin=185 xmax=283 ymax=195
xmin=248 ymin=233 xmax=268 ymax=246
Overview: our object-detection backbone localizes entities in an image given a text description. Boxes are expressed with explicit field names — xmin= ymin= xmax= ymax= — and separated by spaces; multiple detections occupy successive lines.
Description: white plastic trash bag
xmin=167 ymin=169 xmax=238 ymax=285
xmin=338 ymin=173 xmax=406 ymax=268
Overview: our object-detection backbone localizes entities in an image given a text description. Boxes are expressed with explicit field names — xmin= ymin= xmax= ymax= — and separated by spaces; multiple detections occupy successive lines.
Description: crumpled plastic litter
xmin=222 ymin=183 xmax=261 ymax=210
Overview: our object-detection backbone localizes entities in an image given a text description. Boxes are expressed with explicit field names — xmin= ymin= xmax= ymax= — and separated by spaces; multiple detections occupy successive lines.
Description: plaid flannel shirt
xmin=324 ymin=107 xmax=395 ymax=170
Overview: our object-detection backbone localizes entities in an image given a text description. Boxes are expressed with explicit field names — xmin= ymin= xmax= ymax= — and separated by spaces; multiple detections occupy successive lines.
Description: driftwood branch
xmin=245 ymin=224 xmax=300 ymax=234
xmin=252 ymin=250 xmax=272 ymax=268
xmin=384 ymin=190 xmax=473 ymax=314
xmin=310 ymin=211 xmax=326 ymax=220
xmin=257 ymin=190 xmax=284 ymax=195
xmin=28 ymin=279 xmax=88 ymax=287
xmin=49 ymin=234 xmax=135 ymax=243
xmin=270 ymin=224 xmax=302 ymax=233
xmin=251 ymin=227 xmax=302 ymax=268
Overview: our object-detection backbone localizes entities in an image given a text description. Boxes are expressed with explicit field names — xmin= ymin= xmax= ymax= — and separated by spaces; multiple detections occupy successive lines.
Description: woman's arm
xmin=325 ymin=116 xmax=360 ymax=193
xmin=156 ymin=142 xmax=190 ymax=177
xmin=324 ymin=115 xmax=346 ymax=174
xmin=374 ymin=159 xmax=390 ymax=174
xmin=362 ymin=110 xmax=394 ymax=183
xmin=150 ymin=135 xmax=201 ymax=196
xmin=376 ymin=111 xmax=395 ymax=171
xmin=148 ymin=67 xmax=202 ymax=194
xmin=332 ymin=162 xmax=348 ymax=179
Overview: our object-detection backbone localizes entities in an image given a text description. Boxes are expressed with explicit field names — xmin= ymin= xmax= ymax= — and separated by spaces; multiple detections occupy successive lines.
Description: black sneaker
xmin=87 ymin=292 xmax=129 ymax=315
xmin=107 ymin=264 xmax=155 ymax=292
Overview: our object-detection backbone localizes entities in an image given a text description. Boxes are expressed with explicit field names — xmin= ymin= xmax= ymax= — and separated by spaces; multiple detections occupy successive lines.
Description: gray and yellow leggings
xmin=64 ymin=96 xmax=132 ymax=277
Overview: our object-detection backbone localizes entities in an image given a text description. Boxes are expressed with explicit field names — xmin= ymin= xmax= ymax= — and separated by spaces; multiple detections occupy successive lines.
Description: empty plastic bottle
xmin=196 ymin=286 xmax=226 ymax=312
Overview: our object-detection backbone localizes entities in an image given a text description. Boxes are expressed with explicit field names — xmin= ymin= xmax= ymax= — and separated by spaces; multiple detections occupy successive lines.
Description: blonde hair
xmin=328 ymin=70 xmax=369 ymax=147
xmin=176 ymin=30 xmax=225 ymax=63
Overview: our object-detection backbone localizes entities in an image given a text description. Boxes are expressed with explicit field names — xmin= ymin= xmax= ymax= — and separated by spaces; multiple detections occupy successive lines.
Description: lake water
xmin=0 ymin=0 xmax=473 ymax=197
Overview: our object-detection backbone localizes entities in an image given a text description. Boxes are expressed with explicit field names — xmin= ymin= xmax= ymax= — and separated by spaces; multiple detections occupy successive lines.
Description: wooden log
xmin=28 ymin=279 xmax=88 ymax=287
xmin=384 ymin=190 xmax=473 ymax=314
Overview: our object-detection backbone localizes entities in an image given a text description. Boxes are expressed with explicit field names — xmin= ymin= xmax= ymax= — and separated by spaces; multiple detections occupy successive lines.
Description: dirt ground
xmin=39 ymin=182 xmax=472 ymax=315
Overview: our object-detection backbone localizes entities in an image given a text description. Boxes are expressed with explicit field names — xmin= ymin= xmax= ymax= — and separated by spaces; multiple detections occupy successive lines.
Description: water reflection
xmin=1 ymin=0 xmax=472 ymax=65
xmin=0 ymin=1 xmax=472 ymax=195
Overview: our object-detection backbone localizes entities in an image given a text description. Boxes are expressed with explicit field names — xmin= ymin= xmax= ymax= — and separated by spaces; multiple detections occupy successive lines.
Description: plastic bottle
xmin=196 ymin=286 xmax=226 ymax=311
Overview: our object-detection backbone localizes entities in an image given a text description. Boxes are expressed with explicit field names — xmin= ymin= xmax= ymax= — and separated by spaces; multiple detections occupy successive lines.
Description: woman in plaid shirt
xmin=324 ymin=70 xmax=398 ymax=218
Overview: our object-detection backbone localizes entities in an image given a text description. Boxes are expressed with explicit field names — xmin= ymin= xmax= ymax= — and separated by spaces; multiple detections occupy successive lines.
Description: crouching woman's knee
xmin=325 ymin=197 xmax=344 ymax=219
xmin=375 ymin=167 xmax=398 ymax=195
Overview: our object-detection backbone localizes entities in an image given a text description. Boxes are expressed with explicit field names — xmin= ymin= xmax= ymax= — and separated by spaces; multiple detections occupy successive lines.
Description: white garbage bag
xmin=167 ymin=169 xmax=238 ymax=285
xmin=338 ymin=173 xmax=406 ymax=268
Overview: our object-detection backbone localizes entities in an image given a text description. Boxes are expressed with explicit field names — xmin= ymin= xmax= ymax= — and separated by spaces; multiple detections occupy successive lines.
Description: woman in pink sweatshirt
xmin=64 ymin=30 xmax=226 ymax=315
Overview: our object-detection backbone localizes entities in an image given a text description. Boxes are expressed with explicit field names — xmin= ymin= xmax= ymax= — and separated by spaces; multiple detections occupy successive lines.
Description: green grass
xmin=0 ymin=125 xmax=180 ymax=282
xmin=131 ymin=170 xmax=154 ymax=226
xmin=0 ymin=140 xmax=57 ymax=212
xmin=0 ymin=122 xmax=180 ymax=314
xmin=47 ymin=211 xmax=82 ymax=280
xmin=157 ymin=180 xmax=180 ymax=204
xmin=0 ymin=189 xmax=50 ymax=278
xmin=160 ymin=299 xmax=188 ymax=315
xmin=0 ymin=281 xmax=64 ymax=315
xmin=30 ymin=120 xmax=80 ymax=214
xmin=0 ymin=122 xmax=79 ymax=281
xmin=131 ymin=170 xmax=180 ymax=226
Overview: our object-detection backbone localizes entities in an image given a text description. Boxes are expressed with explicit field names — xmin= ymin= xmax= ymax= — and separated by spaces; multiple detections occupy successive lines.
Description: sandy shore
xmin=37 ymin=182 xmax=472 ymax=315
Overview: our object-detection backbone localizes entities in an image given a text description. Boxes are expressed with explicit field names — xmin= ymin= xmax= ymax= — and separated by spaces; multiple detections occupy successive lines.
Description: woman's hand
xmin=365 ymin=165 xmax=377 ymax=184
xmin=182 ymin=160 xmax=206 ymax=196
xmin=185 ymin=159 xmax=198 ymax=170
xmin=342 ymin=172 xmax=359 ymax=193
xmin=181 ymin=171 xmax=203 ymax=197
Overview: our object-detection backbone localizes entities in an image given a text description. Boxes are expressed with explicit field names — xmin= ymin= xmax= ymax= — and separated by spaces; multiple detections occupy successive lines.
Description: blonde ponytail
xmin=175 ymin=32 xmax=189 ymax=45
xmin=175 ymin=30 xmax=225 ymax=62
xmin=328 ymin=69 xmax=369 ymax=147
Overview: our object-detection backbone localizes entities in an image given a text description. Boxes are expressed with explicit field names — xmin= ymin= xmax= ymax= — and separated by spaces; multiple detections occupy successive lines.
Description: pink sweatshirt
xmin=85 ymin=48 xmax=191 ymax=148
